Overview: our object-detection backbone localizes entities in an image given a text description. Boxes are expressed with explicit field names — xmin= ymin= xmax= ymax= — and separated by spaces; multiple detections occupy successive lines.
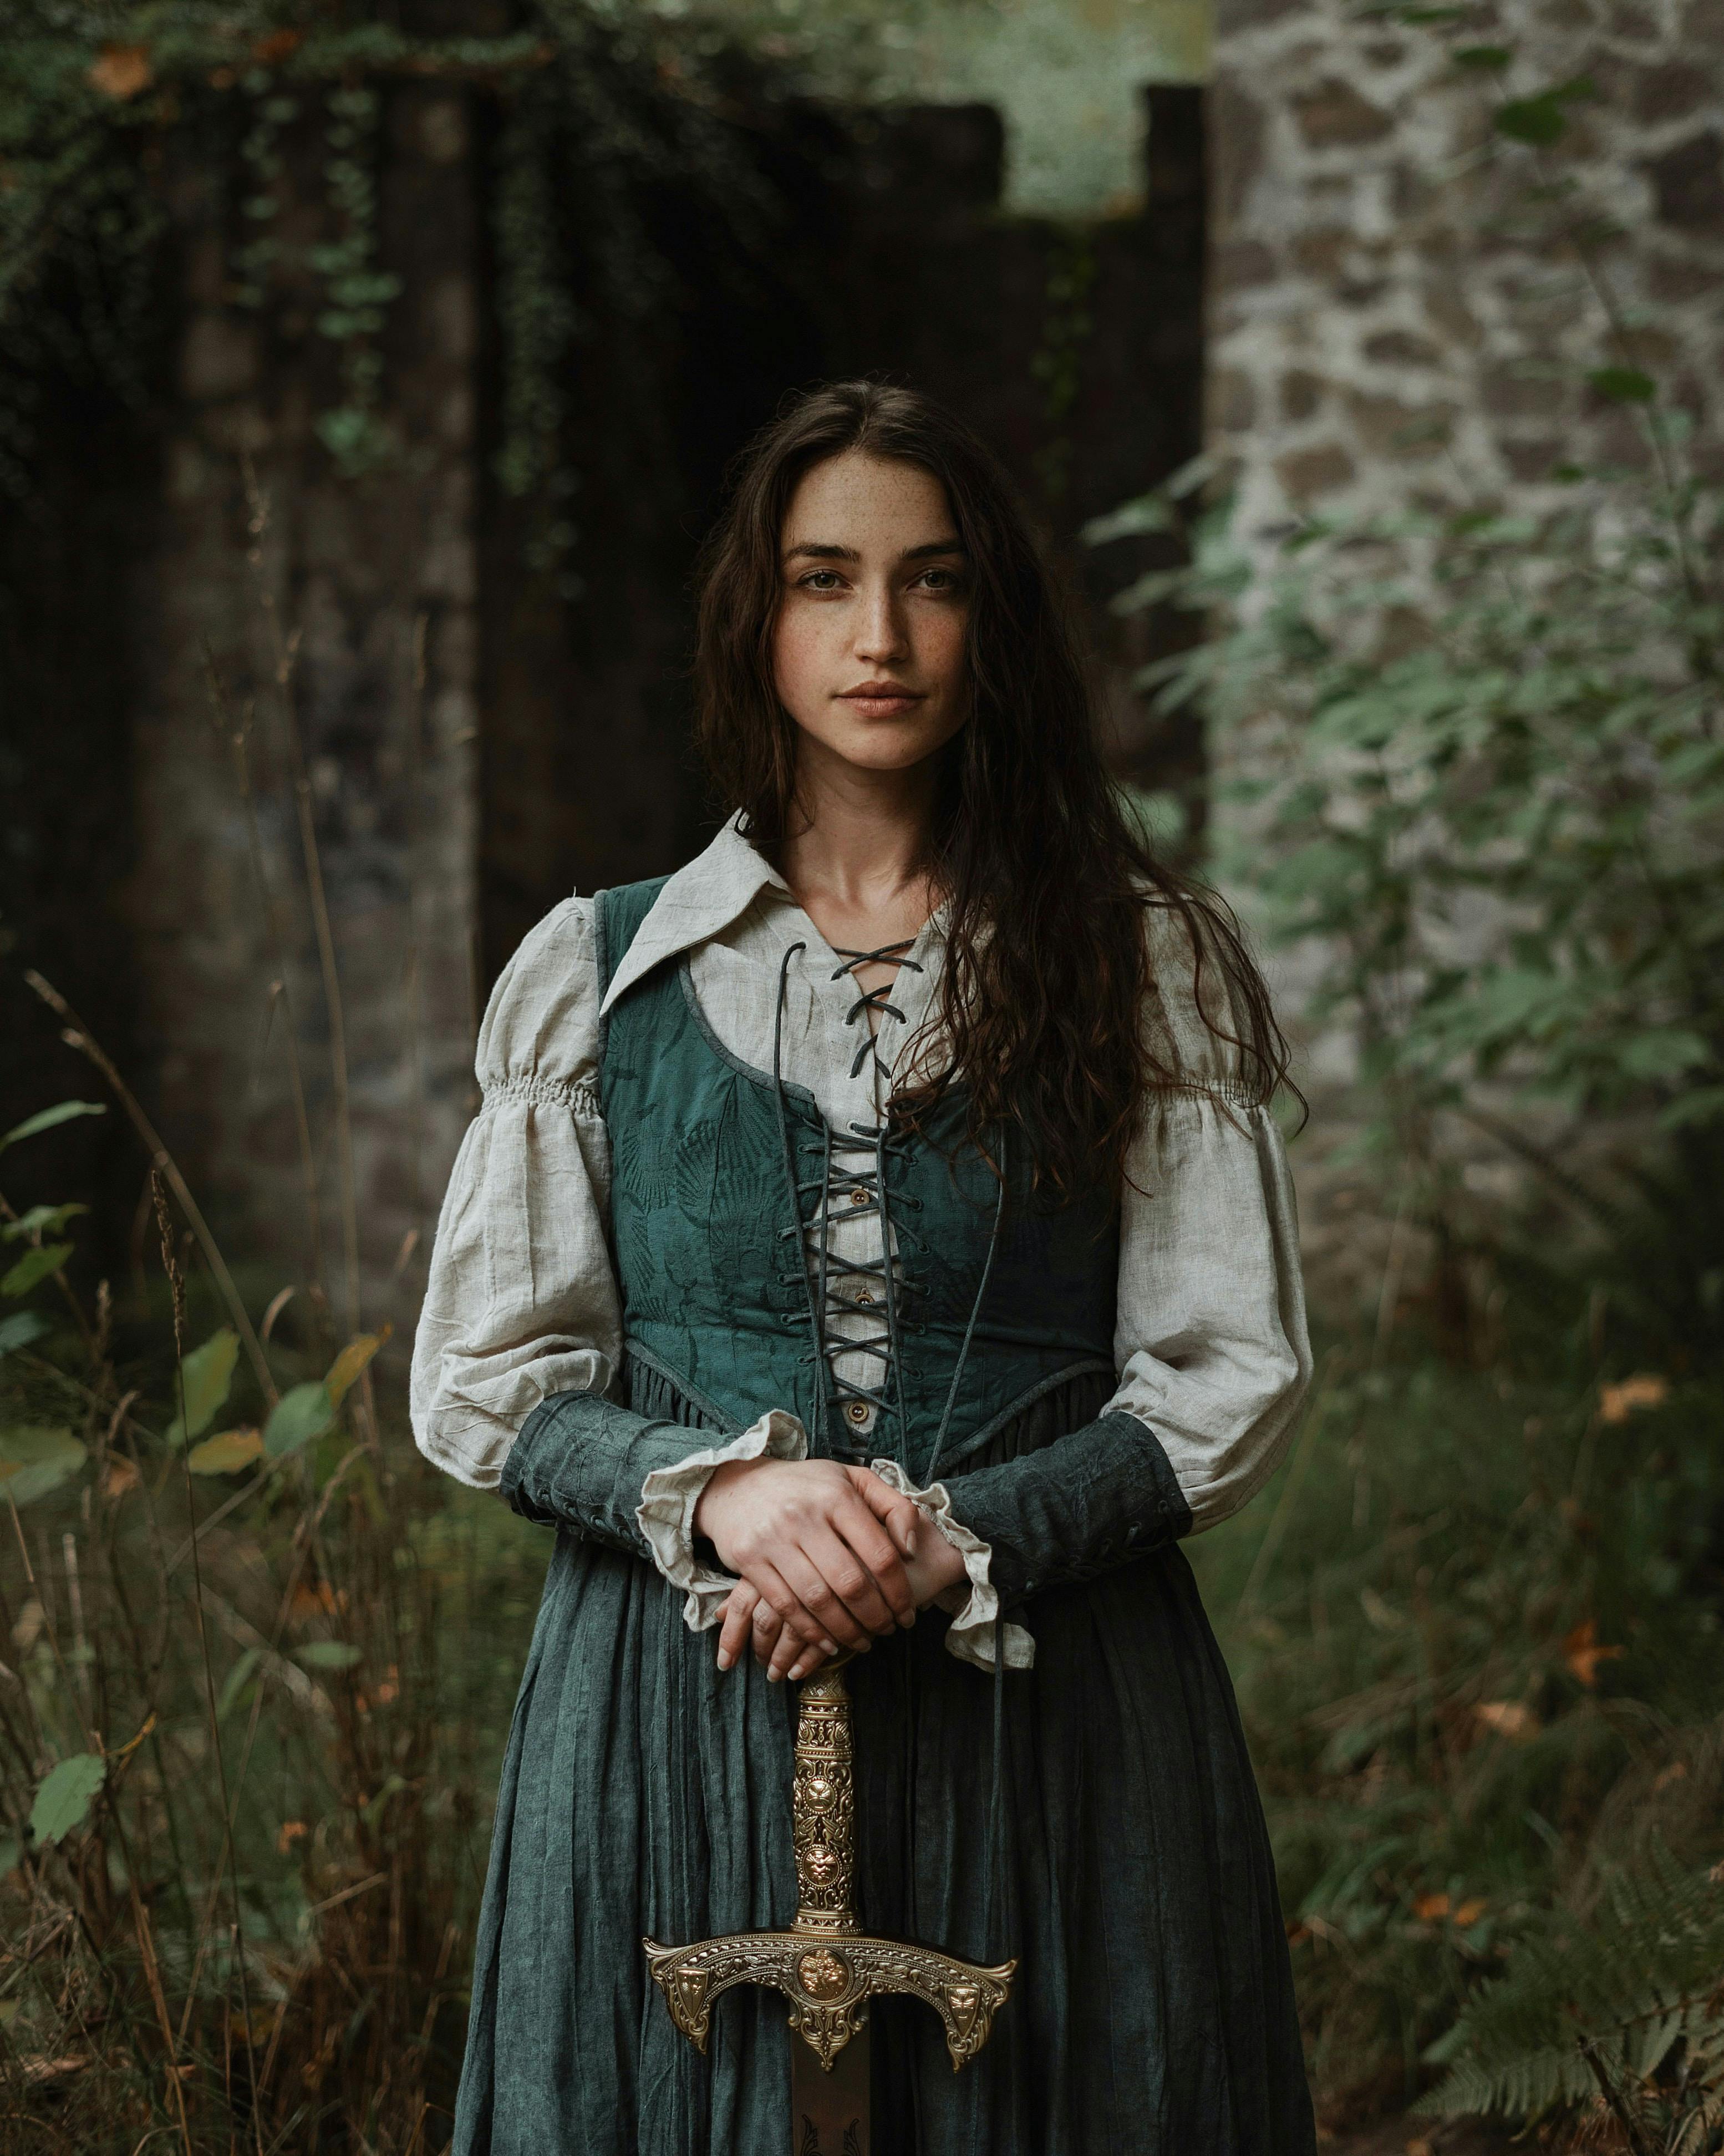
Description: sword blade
xmin=790 ymin=2022 xmax=869 ymax=2156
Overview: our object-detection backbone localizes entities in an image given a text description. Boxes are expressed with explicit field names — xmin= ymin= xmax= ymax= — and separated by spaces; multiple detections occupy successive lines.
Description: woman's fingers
xmin=826 ymin=1499 xmax=917 ymax=1629
xmin=847 ymin=1467 xmax=922 ymax=1561
xmin=774 ymin=1541 xmax=881 ymax=1650
xmin=716 ymin=1583 xmax=760 ymax=1672
xmin=770 ymin=1620 xmax=815 ymax=1683
xmin=799 ymin=1526 xmax=904 ymax=1639
xmin=741 ymin=1559 xmax=843 ymax=1661
xmin=750 ymin=1594 xmax=786 ymax=1670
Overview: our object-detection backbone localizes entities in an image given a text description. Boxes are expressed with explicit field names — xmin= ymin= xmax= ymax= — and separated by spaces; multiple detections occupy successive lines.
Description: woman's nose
xmin=854 ymin=583 xmax=908 ymax=663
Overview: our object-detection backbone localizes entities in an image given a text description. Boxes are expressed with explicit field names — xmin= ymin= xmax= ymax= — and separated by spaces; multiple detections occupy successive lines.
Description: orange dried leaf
xmin=187 ymin=1427 xmax=264 ymax=1477
xmin=1453 ymin=1897 xmax=1488 ymax=1926
xmin=276 ymin=1819 xmax=308 ymax=1854
xmin=89 ymin=45 xmax=152 ymax=100
xmin=1412 ymin=1891 xmax=1451 ymax=1921
xmin=1563 ymin=1618 xmax=1625 ymax=1688
xmin=1474 ymin=1700 xmax=1539 ymax=1740
xmin=251 ymin=29 xmax=303 ymax=64
xmin=290 ymin=1580 xmax=347 ymax=1621
xmin=1599 ymin=1372 xmax=1669 ymax=1423
xmin=101 ymin=1455 xmax=140 ymax=1499
xmin=324 ymin=1322 xmax=391 ymax=1407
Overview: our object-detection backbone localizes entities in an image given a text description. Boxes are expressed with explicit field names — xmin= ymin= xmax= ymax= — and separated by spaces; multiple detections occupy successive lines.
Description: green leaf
xmin=1 ymin=1244 xmax=73 ymax=1297
xmin=1588 ymin=366 xmax=1656 ymax=404
xmin=362 ymin=1773 xmax=405 ymax=1829
xmin=186 ymin=1427 xmax=265 ymax=1477
xmin=1081 ymin=495 xmax=1176 ymax=545
xmin=264 ymin=1381 xmax=335 ymax=1459
xmin=296 ymin=1641 xmax=361 ymax=1671
xmin=164 ymin=1328 xmax=240 ymax=1448
xmin=0 ymin=1836 xmax=18 ymax=1880
xmin=0 ymin=1101 xmax=106 ymax=1152
xmin=0 ymin=1426 xmax=87 ymax=1505
xmin=0 ymin=1312 xmax=50 ymax=1359
xmin=1493 ymin=96 xmax=1564 ymax=144
xmin=1494 ymin=74 xmax=1597 ymax=144
xmin=1 ymin=1203 xmax=87 ymax=1242
xmin=1453 ymin=43 xmax=1513 ymax=68
xmin=28 ymin=1753 xmax=106 ymax=1846
xmin=216 ymin=1646 xmax=265 ymax=1725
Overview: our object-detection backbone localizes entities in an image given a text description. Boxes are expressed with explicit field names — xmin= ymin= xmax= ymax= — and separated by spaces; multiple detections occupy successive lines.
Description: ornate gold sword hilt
xmin=643 ymin=1657 xmax=1016 ymax=2073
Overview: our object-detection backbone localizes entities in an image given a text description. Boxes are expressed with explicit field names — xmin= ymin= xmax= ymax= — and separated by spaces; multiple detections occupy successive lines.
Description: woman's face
xmin=772 ymin=450 xmax=972 ymax=779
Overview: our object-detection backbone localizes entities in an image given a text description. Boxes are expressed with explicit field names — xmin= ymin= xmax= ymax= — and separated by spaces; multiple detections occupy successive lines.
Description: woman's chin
xmin=795 ymin=715 xmax=964 ymax=779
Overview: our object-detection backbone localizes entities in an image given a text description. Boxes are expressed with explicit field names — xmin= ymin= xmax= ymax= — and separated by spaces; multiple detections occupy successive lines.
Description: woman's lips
xmin=838 ymin=686 xmax=925 ymax=714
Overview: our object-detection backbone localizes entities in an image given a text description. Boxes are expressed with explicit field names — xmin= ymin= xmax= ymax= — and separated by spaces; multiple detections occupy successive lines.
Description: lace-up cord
xmin=831 ymin=939 xmax=924 ymax=1083
xmin=815 ymin=942 xmax=927 ymax=1453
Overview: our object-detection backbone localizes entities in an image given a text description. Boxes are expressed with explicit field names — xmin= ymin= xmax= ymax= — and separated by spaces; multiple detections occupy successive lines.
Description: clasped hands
xmin=694 ymin=1456 xmax=968 ymax=1683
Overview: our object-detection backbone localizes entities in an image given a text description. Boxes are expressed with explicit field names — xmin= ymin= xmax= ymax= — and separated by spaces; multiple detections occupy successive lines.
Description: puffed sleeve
xmin=949 ymin=903 xmax=1313 ymax=1604
xmin=409 ymin=897 xmax=620 ymax=1488
xmin=410 ymin=897 xmax=814 ymax=1590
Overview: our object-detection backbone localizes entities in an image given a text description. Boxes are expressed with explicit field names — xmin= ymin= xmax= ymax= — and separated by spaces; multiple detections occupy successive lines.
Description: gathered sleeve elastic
xmin=409 ymin=897 xmax=623 ymax=1489
xmin=948 ymin=904 xmax=1313 ymax=1606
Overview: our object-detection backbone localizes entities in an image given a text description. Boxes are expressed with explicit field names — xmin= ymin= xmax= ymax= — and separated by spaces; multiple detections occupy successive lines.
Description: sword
xmin=644 ymin=1656 xmax=1016 ymax=2154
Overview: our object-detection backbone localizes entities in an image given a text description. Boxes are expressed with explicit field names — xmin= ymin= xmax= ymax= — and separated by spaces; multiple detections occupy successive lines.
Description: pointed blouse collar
xmin=598 ymin=813 xmax=791 ymax=1016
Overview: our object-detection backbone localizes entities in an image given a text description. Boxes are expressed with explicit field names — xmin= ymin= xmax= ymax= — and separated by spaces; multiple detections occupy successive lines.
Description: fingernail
xmin=767 ymin=1666 xmax=782 ymax=1683
xmin=790 ymin=1661 xmax=810 ymax=1680
xmin=906 ymin=1532 xmax=917 ymax=1557
xmin=716 ymin=1649 xmax=733 ymax=1671
xmin=822 ymin=1638 xmax=840 ymax=1656
xmin=903 ymin=1611 xmax=916 ymax=1627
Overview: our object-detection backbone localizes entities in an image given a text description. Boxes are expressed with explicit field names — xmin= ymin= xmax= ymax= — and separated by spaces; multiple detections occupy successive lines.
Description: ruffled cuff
xmin=868 ymin=1459 xmax=1035 ymax=1674
xmin=635 ymin=1409 xmax=809 ymax=1631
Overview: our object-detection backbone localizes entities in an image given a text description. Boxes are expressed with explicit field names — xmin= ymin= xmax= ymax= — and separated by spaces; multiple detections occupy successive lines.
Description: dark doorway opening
xmin=477 ymin=86 xmax=1208 ymax=983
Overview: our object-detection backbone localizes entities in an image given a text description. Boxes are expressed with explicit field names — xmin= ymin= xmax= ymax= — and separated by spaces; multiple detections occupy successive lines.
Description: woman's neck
xmin=775 ymin=742 xmax=942 ymax=950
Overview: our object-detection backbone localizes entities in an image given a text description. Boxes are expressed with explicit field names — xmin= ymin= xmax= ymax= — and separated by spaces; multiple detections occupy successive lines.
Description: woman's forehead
xmin=781 ymin=452 xmax=956 ymax=551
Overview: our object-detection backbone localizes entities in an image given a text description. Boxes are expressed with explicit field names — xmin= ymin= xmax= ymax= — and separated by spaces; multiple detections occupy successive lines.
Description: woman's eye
xmin=801 ymin=571 xmax=843 ymax=592
xmin=915 ymin=569 xmax=958 ymax=593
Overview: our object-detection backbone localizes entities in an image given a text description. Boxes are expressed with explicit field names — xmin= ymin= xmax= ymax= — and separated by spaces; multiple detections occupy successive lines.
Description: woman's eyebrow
xmin=782 ymin=537 xmax=969 ymax=564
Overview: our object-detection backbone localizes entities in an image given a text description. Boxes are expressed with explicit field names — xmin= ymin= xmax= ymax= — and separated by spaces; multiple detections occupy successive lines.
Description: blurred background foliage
xmin=2 ymin=1 xmax=1722 ymax=2152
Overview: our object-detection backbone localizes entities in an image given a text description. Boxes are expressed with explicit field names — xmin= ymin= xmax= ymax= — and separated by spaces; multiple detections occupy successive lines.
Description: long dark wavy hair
xmin=694 ymin=379 xmax=1293 ymax=1198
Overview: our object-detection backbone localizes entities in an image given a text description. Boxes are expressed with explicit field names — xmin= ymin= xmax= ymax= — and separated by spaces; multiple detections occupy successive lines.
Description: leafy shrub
xmin=1094 ymin=448 xmax=1724 ymax=1355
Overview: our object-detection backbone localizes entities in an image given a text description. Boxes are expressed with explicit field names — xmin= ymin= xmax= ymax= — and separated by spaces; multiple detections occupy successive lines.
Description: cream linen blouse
xmin=409 ymin=816 xmax=1313 ymax=1667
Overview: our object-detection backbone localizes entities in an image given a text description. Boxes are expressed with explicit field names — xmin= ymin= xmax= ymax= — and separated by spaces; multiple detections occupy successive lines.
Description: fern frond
xmin=1416 ymin=1846 xmax=1724 ymax=2127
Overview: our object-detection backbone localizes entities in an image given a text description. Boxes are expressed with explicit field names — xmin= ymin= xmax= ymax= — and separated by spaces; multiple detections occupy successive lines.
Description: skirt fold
xmin=452 ymin=1364 xmax=1314 ymax=2155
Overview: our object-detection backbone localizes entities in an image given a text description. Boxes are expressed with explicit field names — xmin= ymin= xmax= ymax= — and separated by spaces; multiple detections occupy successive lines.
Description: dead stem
xmin=150 ymin=1180 xmax=266 ymax=2156
xmin=22 ymin=972 xmax=274 ymax=1407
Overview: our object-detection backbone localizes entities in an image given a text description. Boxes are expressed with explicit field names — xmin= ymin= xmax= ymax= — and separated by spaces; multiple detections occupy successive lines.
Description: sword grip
xmin=792 ymin=1660 xmax=857 ymax=1936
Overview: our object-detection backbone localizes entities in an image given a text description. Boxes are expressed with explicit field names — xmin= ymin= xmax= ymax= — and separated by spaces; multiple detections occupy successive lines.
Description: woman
xmin=411 ymin=381 xmax=1315 ymax=2154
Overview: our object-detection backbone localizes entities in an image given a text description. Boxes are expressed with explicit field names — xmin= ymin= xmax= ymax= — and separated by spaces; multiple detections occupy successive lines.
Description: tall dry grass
xmin=0 ymin=463 xmax=541 ymax=2153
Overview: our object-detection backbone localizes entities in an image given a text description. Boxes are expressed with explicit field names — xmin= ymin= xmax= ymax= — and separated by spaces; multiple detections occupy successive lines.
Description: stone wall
xmin=1205 ymin=0 xmax=1724 ymax=1312
xmin=1210 ymin=0 xmax=1724 ymax=540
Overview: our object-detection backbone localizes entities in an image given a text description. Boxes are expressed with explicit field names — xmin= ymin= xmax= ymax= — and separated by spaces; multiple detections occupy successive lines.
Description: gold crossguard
xmin=643 ymin=1658 xmax=1016 ymax=2073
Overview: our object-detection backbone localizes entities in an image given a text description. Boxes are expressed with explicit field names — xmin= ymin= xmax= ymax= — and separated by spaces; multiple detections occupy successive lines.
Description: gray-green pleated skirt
xmin=452 ymin=1368 xmax=1314 ymax=2155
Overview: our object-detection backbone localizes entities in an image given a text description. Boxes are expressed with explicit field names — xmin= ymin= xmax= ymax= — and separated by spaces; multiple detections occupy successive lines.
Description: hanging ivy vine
xmin=0 ymin=0 xmax=834 ymax=577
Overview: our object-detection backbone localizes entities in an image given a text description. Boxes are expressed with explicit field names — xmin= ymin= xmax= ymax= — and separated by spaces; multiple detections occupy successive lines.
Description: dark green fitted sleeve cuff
xmin=948 ymin=1411 xmax=1192 ymax=1605
xmin=501 ymin=1389 xmax=709 ymax=1557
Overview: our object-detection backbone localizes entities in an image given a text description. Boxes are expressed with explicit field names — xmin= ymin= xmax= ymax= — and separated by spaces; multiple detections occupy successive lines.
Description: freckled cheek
xmin=916 ymin=610 xmax=970 ymax=708
xmin=771 ymin=607 xmax=835 ymax=716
